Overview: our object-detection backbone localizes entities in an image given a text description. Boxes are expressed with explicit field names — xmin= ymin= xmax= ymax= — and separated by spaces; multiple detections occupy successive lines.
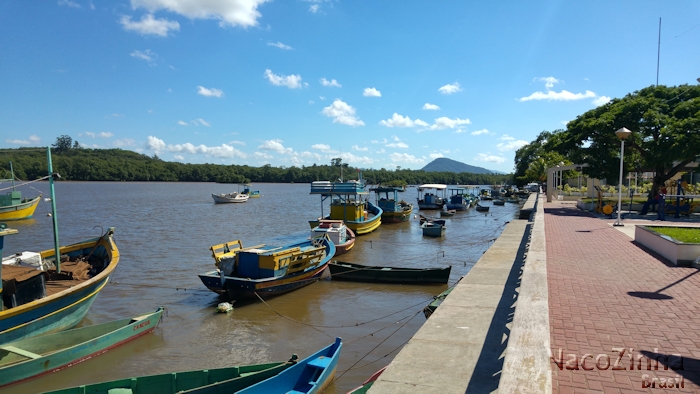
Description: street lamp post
xmin=614 ymin=127 xmax=632 ymax=226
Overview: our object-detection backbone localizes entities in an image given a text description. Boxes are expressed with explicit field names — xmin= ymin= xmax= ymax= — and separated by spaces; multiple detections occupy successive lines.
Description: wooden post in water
xmin=47 ymin=147 xmax=61 ymax=273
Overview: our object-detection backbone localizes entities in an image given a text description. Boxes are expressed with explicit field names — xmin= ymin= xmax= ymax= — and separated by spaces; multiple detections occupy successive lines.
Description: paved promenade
xmin=545 ymin=201 xmax=700 ymax=393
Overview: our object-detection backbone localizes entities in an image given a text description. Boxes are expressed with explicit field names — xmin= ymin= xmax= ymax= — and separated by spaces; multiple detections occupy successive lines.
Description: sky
xmin=1 ymin=1 xmax=699 ymax=173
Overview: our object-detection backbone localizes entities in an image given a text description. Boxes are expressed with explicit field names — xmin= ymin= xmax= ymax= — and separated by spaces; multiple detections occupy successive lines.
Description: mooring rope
xmin=0 ymin=175 xmax=52 ymax=192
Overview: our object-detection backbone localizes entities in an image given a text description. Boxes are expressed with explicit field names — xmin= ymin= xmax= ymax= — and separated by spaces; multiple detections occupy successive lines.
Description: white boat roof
xmin=418 ymin=184 xmax=447 ymax=190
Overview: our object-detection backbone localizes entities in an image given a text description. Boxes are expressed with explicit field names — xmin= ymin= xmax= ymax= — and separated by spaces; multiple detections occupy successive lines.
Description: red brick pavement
xmin=545 ymin=202 xmax=700 ymax=393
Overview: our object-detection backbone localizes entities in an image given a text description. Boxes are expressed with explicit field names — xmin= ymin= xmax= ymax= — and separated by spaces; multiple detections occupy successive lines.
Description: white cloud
xmin=268 ymin=41 xmax=292 ymax=50
xmin=497 ymin=139 xmax=528 ymax=152
xmin=130 ymin=49 xmax=157 ymax=63
xmin=197 ymin=86 xmax=224 ymax=98
xmin=386 ymin=142 xmax=409 ymax=149
xmin=475 ymin=153 xmax=505 ymax=164
xmin=254 ymin=151 xmax=273 ymax=160
xmin=376 ymin=148 xmax=385 ymax=154
xmin=455 ymin=128 xmax=467 ymax=134
xmin=321 ymin=99 xmax=364 ymax=126
xmin=6 ymin=135 xmax=41 ymax=145
xmin=177 ymin=120 xmax=188 ymax=126
xmin=309 ymin=4 xmax=319 ymax=13
xmin=113 ymin=138 xmax=136 ymax=147
xmin=120 ymin=14 xmax=180 ymax=37
xmin=352 ymin=145 xmax=368 ymax=152
xmin=84 ymin=132 xmax=96 ymax=138
xmin=371 ymin=138 xmax=387 ymax=144
xmin=536 ymin=76 xmax=561 ymax=89
xmin=174 ymin=154 xmax=184 ymax=161
xmin=390 ymin=153 xmax=424 ymax=164
xmin=258 ymin=139 xmax=293 ymax=154
xmin=100 ymin=132 xmax=113 ymax=138
xmin=429 ymin=153 xmax=444 ymax=159
xmin=422 ymin=103 xmax=440 ymax=110
xmin=363 ymin=87 xmax=381 ymax=97
xmin=500 ymin=134 xmax=515 ymax=141
xmin=129 ymin=0 xmax=268 ymax=28
xmin=147 ymin=136 xmax=246 ymax=158
xmin=379 ymin=113 xmax=428 ymax=128
xmin=311 ymin=143 xmax=333 ymax=152
xmin=429 ymin=117 xmax=471 ymax=130
xmin=321 ymin=78 xmax=341 ymax=88
xmin=229 ymin=140 xmax=245 ymax=146
xmin=58 ymin=0 xmax=81 ymax=8
xmin=519 ymin=90 xmax=596 ymax=102
xmin=438 ymin=82 xmax=462 ymax=95
xmin=264 ymin=69 xmax=303 ymax=89
xmin=592 ymin=96 xmax=611 ymax=106
xmin=194 ymin=118 xmax=210 ymax=127
xmin=340 ymin=152 xmax=374 ymax=165
xmin=471 ymin=129 xmax=490 ymax=136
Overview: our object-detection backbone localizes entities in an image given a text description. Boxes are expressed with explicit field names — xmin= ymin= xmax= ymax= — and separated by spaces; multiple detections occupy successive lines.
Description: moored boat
xmin=329 ymin=261 xmax=451 ymax=284
xmin=0 ymin=307 xmax=163 ymax=388
xmin=236 ymin=337 xmax=342 ymax=394
xmin=370 ymin=186 xmax=413 ymax=223
xmin=242 ymin=183 xmax=261 ymax=198
xmin=440 ymin=209 xmax=456 ymax=217
xmin=493 ymin=199 xmax=505 ymax=206
xmin=199 ymin=236 xmax=336 ymax=301
xmin=423 ymin=282 xmax=459 ymax=318
xmin=475 ymin=203 xmax=489 ymax=212
xmin=44 ymin=357 xmax=298 ymax=394
xmin=421 ymin=221 xmax=445 ymax=237
xmin=417 ymin=184 xmax=447 ymax=210
xmin=212 ymin=192 xmax=249 ymax=204
xmin=311 ymin=219 xmax=355 ymax=256
xmin=0 ymin=148 xmax=120 ymax=344
xmin=445 ymin=188 xmax=469 ymax=211
xmin=0 ymin=162 xmax=41 ymax=221
xmin=309 ymin=174 xmax=383 ymax=235
xmin=347 ymin=366 xmax=387 ymax=394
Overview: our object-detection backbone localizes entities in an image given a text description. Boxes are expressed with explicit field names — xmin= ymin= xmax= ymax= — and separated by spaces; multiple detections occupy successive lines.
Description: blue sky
xmin=1 ymin=1 xmax=698 ymax=172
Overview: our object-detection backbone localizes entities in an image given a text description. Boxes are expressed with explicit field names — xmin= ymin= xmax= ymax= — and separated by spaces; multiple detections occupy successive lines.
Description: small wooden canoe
xmin=475 ymin=204 xmax=489 ymax=212
xmin=236 ymin=337 xmax=342 ymax=394
xmin=493 ymin=199 xmax=505 ymax=206
xmin=423 ymin=283 xmax=458 ymax=318
xmin=0 ymin=307 xmax=163 ymax=388
xmin=330 ymin=261 xmax=451 ymax=284
xmin=44 ymin=358 xmax=298 ymax=394
xmin=347 ymin=366 xmax=387 ymax=393
xmin=440 ymin=209 xmax=456 ymax=217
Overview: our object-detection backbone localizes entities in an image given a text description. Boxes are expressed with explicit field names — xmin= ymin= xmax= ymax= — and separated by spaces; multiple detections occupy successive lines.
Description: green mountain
xmin=421 ymin=158 xmax=499 ymax=174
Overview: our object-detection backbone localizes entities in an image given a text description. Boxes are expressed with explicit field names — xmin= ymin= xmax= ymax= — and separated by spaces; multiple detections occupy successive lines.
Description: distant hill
xmin=421 ymin=158 xmax=500 ymax=174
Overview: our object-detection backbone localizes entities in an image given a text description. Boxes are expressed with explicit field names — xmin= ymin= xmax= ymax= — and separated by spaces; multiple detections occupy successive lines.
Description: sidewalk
xmin=545 ymin=201 xmax=700 ymax=392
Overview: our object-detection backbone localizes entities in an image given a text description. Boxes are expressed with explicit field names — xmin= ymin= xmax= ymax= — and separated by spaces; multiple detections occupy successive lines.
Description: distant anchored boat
xmin=212 ymin=192 xmax=249 ymax=203
xmin=370 ymin=186 xmax=413 ymax=223
xmin=0 ymin=162 xmax=41 ymax=221
xmin=417 ymin=184 xmax=447 ymax=210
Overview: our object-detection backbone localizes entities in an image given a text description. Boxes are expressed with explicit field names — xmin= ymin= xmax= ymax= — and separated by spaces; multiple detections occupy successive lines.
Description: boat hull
xmin=212 ymin=193 xmax=249 ymax=203
xmin=0 ymin=232 xmax=120 ymax=344
xmin=0 ymin=308 xmax=163 ymax=388
xmin=329 ymin=262 xmax=451 ymax=284
xmin=335 ymin=228 xmax=355 ymax=256
xmin=0 ymin=196 xmax=40 ymax=221
xmin=421 ymin=224 xmax=445 ymax=237
xmin=237 ymin=338 xmax=342 ymax=394
xmin=44 ymin=361 xmax=296 ymax=394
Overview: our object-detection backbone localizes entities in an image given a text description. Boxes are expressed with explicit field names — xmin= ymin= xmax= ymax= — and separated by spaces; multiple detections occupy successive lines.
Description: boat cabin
xmin=311 ymin=220 xmax=347 ymax=246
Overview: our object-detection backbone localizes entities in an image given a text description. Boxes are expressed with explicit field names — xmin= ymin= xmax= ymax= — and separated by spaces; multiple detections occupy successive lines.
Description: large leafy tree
xmin=557 ymin=84 xmax=700 ymax=202
xmin=514 ymin=130 xmax=573 ymax=185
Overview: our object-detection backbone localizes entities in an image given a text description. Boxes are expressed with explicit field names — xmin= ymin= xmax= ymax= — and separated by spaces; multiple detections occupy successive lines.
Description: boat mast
xmin=47 ymin=147 xmax=61 ymax=273
xmin=9 ymin=162 xmax=15 ymax=190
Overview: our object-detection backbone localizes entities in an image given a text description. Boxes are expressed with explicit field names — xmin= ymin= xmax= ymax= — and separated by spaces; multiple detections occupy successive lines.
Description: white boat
xmin=417 ymin=184 xmax=447 ymax=210
xmin=310 ymin=219 xmax=355 ymax=256
xmin=212 ymin=192 xmax=250 ymax=204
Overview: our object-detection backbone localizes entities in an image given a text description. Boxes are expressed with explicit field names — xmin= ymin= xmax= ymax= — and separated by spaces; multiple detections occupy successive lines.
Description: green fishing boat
xmin=0 ymin=307 xmax=163 ymax=388
xmin=423 ymin=281 xmax=460 ymax=318
xmin=44 ymin=358 xmax=297 ymax=394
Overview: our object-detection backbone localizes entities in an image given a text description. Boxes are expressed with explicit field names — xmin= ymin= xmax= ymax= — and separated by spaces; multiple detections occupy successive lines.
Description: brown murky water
xmin=3 ymin=182 xmax=519 ymax=393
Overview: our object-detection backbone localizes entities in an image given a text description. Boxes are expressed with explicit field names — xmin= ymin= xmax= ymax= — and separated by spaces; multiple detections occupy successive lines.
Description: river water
xmin=3 ymin=182 xmax=520 ymax=393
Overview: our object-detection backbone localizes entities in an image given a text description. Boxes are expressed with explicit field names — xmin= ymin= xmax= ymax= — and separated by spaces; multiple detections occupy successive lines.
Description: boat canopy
xmin=418 ymin=184 xmax=447 ymax=190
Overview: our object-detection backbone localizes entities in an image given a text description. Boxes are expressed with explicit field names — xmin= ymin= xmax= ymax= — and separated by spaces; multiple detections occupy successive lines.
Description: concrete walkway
xmin=545 ymin=201 xmax=700 ymax=393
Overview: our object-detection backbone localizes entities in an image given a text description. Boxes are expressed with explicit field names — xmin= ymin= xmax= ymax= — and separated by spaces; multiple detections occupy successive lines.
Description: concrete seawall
xmin=370 ymin=193 xmax=549 ymax=393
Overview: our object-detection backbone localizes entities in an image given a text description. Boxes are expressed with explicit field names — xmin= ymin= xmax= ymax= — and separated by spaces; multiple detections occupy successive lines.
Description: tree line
xmin=0 ymin=145 xmax=513 ymax=186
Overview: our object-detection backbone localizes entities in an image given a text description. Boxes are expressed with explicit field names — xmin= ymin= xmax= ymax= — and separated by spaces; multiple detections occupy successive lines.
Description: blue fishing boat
xmin=309 ymin=172 xmax=383 ymax=235
xmin=242 ymin=183 xmax=261 ymax=198
xmin=0 ymin=148 xmax=120 ymax=344
xmin=370 ymin=186 xmax=413 ymax=223
xmin=199 ymin=236 xmax=336 ymax=301
xmin=421 ymin=221 xmax=445 ymax=237
xmin=237 ymin=337 xmax=342 ymax=394
xmin=417 ymin=184 xmax=447 ymax=210
xmin=445 ymin=188 xmax=470 ymax=211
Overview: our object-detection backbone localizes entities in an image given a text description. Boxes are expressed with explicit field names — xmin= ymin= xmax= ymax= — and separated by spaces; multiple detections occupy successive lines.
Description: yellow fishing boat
xmin=0 ymin=162 xmax=41 ymax=221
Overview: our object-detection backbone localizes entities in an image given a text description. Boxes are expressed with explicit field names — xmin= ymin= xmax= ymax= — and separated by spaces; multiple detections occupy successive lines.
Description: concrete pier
xmin=370 ymin=193 xmax=542 ymax=393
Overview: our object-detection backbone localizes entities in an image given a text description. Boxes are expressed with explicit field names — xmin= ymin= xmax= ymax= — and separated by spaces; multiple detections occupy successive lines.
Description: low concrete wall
xmin=499 ymin=194 xmax=552 ymax=393
xmin=635 ymin=225 xmax=700 ymax=267
xmin=519 ymin=193 xmax=538 ymax=219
